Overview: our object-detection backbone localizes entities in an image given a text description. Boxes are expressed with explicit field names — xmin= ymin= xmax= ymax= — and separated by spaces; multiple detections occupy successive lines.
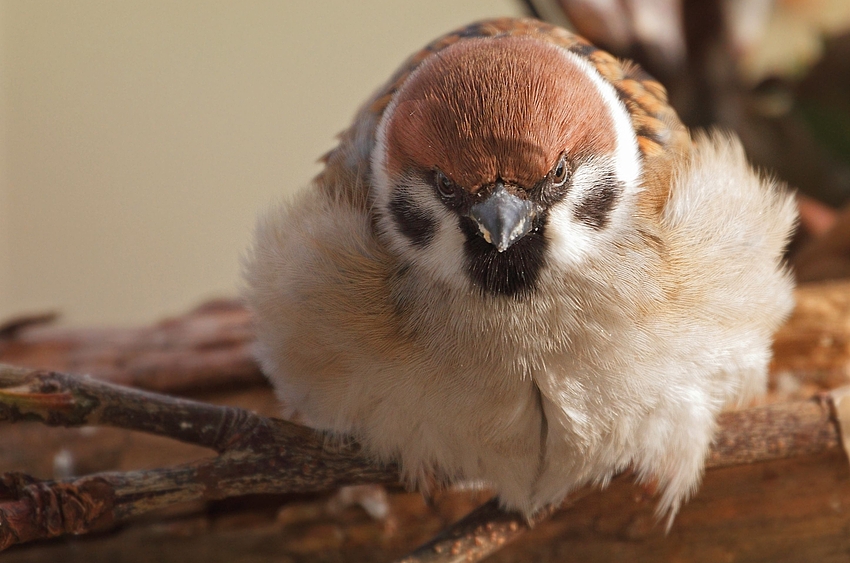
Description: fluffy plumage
xmin=243 ymin=18 xmax=796 ymax=523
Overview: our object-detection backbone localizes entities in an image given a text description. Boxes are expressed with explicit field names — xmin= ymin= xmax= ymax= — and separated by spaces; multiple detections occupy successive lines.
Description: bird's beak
xmin=468 ymin=183 xmax=539 ymax=252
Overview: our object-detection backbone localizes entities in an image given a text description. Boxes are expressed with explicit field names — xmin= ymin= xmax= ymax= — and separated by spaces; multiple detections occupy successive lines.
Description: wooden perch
xmin=771 ymin=280 xmax=850 ymax=391
xmin=2 ymin=281 xmax=850 ymax=561
xmin=0 ymin=300 xmax=263 ymax=396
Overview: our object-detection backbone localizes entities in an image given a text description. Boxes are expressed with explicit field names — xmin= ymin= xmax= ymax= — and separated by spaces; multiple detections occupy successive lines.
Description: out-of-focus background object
xmin=0 ymin=0 xmax=523 ymax=325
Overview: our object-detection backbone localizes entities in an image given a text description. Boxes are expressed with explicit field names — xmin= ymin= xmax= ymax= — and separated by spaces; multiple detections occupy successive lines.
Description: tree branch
xmin=0 ymin=300 xmax=263 ymax=395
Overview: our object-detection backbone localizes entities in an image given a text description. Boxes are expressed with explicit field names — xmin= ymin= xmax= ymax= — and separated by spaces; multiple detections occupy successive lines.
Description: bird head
xmin=371 ymin=32 xmax=648 ymax=297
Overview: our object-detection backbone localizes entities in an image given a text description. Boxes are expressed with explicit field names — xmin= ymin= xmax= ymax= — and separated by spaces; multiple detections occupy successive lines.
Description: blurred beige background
xmin=0 ymin=1 xmax=523 ymax=325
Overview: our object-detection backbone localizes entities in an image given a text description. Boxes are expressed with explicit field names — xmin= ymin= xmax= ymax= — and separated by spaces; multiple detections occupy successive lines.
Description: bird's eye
xmin=551 ymin=154 xmax=569 ymax=187
xmin=434 ymin=170 xmax=456 ymax=199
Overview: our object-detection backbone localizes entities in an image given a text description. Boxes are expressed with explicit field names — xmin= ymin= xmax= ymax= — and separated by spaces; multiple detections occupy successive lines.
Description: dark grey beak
xmin=468 ymin=183 xmax=538 ymax=252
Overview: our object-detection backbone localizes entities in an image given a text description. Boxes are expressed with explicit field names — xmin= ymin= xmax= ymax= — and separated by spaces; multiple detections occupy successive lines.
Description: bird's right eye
xmin=550 ymin=153 xmax=570 ymax=187
xmin=434 ymin=170 xmax=456 ymax=200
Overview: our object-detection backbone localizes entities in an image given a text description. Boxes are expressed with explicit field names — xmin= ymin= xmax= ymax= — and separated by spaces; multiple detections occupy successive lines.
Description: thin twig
xmin=0 ymin=363 xmax=252 ymax=450
xmin=0 ymin=312 xmax=58 ymax=340
xmin=394 ymin=498 xmax=542 ymax=563
xmin=0 ymin=364 xmax=398 ymax=551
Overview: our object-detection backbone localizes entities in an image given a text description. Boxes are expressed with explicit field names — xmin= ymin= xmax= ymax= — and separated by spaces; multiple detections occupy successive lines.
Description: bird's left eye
xmin=434 ymin=170 xmax=456 ymax=199
xmin=550 ymin=154 xmax=569 ymax=187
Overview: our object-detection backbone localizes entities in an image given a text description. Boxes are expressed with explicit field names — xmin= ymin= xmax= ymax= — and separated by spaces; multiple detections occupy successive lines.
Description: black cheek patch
xmin=574 ymin=175 xmax=621 ymax=230
xmin=460 ymin=217 xmax=548 ymax=298
xmin=389 ymin=190 xmax=437 ymax=248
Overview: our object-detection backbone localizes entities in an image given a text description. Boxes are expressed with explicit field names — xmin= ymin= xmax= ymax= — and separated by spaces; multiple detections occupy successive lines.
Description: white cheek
xmin=404 ymin=185 xmax=468 ymax=286
xmin=546 ymin=202 xmax=597 ymax=268
xmin=546 ymin=162 xmax=633 ymax=268
xmin=417 ymin=209 xmax=467 ymax=288
xmin=375 ymin=178 xmax=469 ymax=289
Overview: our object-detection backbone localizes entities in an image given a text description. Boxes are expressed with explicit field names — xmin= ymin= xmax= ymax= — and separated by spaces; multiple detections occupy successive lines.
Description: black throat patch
xmin=460 ymin=216 xmax=548 ymax=297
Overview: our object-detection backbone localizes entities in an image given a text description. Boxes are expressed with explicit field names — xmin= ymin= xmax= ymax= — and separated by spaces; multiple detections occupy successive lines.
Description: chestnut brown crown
xmin=383 ymin=35 xmax=619 ymax=194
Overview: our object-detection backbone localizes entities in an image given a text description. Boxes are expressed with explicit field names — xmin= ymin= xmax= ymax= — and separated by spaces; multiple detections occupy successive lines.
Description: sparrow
xmin=243 ymin=18 xmax=796 ymax=523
